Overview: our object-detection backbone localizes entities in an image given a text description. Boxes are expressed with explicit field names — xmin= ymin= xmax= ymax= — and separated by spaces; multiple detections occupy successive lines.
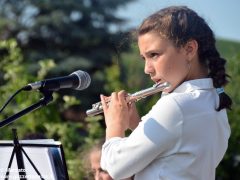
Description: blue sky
xmin=117 ymin=0 xmax=240 ymax=42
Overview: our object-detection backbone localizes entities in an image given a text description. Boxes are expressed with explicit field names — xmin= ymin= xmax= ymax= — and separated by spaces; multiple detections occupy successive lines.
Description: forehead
xmin=138 ymin=32 xmax=174 ymax=52
xmin=90 ymin=150 xmax=101 ymax=161
xmin=90 ymin=151 xmax=101 ymax=170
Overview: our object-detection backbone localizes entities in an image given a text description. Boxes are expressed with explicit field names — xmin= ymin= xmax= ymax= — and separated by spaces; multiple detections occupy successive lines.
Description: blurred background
xmin=0 ymin=0 xmax=239 ymax=179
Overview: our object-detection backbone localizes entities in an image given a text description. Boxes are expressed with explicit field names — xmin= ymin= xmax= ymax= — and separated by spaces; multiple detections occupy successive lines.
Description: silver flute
xmin=86 ymin=82 xmax=170 ymax=116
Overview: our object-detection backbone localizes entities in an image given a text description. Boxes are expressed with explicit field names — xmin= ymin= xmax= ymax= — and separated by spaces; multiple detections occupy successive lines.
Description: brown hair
xmin=137 ymin=6 xmax=232 ymax=111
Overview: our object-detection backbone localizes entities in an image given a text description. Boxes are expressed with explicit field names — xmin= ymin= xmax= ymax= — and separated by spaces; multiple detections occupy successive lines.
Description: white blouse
xmin=101 ymin=78 xmax=230 ymax=180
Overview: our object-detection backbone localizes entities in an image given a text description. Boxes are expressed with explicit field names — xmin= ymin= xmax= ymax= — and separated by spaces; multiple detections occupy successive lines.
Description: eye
xmin=140 ymin=55 xmax=145 ymax=61
xmin=149 ymin=52 xmax=159 ymax=59
xmin=99 ymin=168 xmax=108 ymax=174
xmin=90 ymin=169 xmax=97 ymax=176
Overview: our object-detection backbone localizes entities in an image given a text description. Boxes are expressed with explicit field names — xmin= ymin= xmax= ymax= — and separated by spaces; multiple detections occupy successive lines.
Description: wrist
xmin=106 ymin=125 xmax=125 ymax=139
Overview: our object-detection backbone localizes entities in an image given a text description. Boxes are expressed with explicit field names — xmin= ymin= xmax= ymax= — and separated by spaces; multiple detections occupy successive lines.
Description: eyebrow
xmin=92 ymin=167 xmax=108 ymax=173
xmin=144 ymin=49 xmax=163 ymax=56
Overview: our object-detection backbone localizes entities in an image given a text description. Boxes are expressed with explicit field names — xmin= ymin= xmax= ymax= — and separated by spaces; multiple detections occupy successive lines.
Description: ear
xmin=184 ymin=39 xmax=198 ymax=62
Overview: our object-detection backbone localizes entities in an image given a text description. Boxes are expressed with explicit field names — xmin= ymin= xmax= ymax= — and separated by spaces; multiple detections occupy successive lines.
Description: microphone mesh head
xmin=72 ymin=70 xmax=91 ymax=90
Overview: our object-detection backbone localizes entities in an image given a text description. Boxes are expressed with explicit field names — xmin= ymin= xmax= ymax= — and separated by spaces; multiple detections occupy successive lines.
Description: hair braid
xmin=206 ymin=48 xmax=228 ymax=87
xmin=205 ymin=47 xmax=232 ymax=111
xmin=198 ymin=32 xmax=232 ymax=111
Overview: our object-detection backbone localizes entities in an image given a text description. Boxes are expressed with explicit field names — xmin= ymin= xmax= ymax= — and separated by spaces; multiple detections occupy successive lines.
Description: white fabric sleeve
xmin=101 ymin=95 xmax=183 ymax=179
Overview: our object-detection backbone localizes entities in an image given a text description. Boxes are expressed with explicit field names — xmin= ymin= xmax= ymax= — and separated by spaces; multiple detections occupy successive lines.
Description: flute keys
xmin=92 ymin=102 xmax=102 ymax=110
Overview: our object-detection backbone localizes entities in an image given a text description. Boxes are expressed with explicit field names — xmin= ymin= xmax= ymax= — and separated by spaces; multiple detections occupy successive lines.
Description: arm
xmin=101 ymin=96 xmax=183 ymax=179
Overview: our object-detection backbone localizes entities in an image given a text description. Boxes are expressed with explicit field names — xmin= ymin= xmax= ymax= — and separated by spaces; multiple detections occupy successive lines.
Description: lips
xmin=151 ymin=78 xmax=161 ymax=84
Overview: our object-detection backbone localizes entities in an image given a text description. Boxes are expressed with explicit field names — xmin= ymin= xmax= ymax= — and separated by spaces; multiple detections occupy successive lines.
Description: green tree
xmin=0 ymin=1 xmax=136 ymax=178
xmin=0 ymin=0 xmax=135 ymax=120
xmin=0 ymin=39 xmax=105 ymax=179
xmin=215 ymin=40 xmax=240 ymax=180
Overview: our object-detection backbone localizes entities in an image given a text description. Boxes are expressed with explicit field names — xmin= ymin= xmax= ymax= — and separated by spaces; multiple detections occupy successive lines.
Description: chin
xmin=163 ymin=83 xmax=176 ymax=93
xmin=163 ymin=88 xmax=171 ymax=93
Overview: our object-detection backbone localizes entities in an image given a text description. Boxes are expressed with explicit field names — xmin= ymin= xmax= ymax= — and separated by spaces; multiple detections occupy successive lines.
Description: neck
xmin=186 ymin=60 xmax=208 ymax=81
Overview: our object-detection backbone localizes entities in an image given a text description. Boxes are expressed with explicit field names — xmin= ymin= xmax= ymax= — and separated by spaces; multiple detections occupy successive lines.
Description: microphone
xmin=23 ymin=70 xmax=91 ymax=91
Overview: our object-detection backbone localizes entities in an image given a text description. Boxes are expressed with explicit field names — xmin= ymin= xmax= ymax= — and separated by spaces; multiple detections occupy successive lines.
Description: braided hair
xmin=137 ymin=6 xmax=232 ymax=111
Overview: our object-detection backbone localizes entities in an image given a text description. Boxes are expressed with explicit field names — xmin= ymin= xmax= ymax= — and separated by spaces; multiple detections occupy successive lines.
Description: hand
xmin=101 ymin=90 xmax=130 ymax=139
xmin=128 ymin=102 xmax=141 ymax=130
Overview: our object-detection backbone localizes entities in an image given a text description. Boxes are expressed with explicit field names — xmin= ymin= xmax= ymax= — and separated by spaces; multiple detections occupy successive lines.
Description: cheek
xmin=161 ymin=57 xmax=188 ymax=84
xmin=101 ymin=174 xmax=112 ymax=180
xmin=155 ymin=56 xmax=174 ymax=77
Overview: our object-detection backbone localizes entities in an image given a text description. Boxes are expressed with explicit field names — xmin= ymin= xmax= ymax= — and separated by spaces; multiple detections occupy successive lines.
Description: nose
xmin=95 ymin=171 xmax=100 ymax=180
xmin=144 ymin=59 xmax=153 ymax=75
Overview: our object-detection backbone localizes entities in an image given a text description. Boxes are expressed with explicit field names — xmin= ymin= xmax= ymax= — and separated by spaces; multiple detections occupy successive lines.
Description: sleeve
xmin=101 ymin=95 xmax=183 ymax=179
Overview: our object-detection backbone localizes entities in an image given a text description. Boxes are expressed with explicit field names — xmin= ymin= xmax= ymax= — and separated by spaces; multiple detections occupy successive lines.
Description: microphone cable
xmin=0 ymin=86 xmax=29 ymax=114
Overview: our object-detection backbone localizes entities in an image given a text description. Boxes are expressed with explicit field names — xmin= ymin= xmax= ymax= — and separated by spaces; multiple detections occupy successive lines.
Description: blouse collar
xmin=173 ymin=78 xmax=214 ymax=93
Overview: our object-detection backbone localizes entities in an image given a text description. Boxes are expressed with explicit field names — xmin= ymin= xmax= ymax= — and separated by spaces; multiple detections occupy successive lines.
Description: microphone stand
xmin=0 ymin=89 xmax=53 ymax=179
xmin=0 ymin=89 xmax=53 ymax=128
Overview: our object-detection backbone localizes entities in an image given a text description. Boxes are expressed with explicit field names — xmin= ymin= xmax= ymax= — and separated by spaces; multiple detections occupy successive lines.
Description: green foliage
xmin=0 ymin=2 xmax=239 ymax=179
xmin=0 ymin=1 xmax=136 ymax=177
xmin=0 ymin=39 xmax=104 ymax=179
xmin=1 ymin=37 xmax=240 ymax=179
xmin=0 ymin=39 xmax=59 ymax=136
xmin=215 ymin=40 xmax=240 ymax=179
xmin=0 ymin=0 xmax=135 ymax=113
xmin=216 ymin=39 xmax=240 ymax=60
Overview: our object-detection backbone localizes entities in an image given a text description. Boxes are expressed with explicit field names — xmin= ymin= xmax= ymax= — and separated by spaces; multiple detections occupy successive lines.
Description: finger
xmin=100 ymin=94 xmax=108 ymax=112
xmin=104 ymin=96 xmax=111 ymax=103
xmin=128 ymin=101 xmax=137 ymax=110
xmin=127 ymin=101 xmax=133 ymax=109
xmin=118 ymin=90 xmax=128 ymax=105
xmin=111 ymin=92 xmax=118 ymax=103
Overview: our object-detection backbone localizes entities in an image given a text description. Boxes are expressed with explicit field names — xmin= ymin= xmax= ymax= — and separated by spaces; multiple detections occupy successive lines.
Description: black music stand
xmin=0 ymin=129 xmax=69 ymax=180
xmin=0 ymin=89 xmax=68 ymax=179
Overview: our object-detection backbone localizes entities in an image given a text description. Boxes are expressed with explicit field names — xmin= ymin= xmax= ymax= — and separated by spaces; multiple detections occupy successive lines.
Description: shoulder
xmin=153 ymin=93 xmax=185 ymax=116
xmin=142 ymin=93 xmax=184 ymax=130
xmin=162 ymin=91 xmax=193 ymax=105
xmin=159 ymin=91 xmax=203 ymax=112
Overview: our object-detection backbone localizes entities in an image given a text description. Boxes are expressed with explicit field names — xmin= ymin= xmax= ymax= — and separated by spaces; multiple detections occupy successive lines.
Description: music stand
xmin=0 ymin=129 xmax=69 ymax=180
